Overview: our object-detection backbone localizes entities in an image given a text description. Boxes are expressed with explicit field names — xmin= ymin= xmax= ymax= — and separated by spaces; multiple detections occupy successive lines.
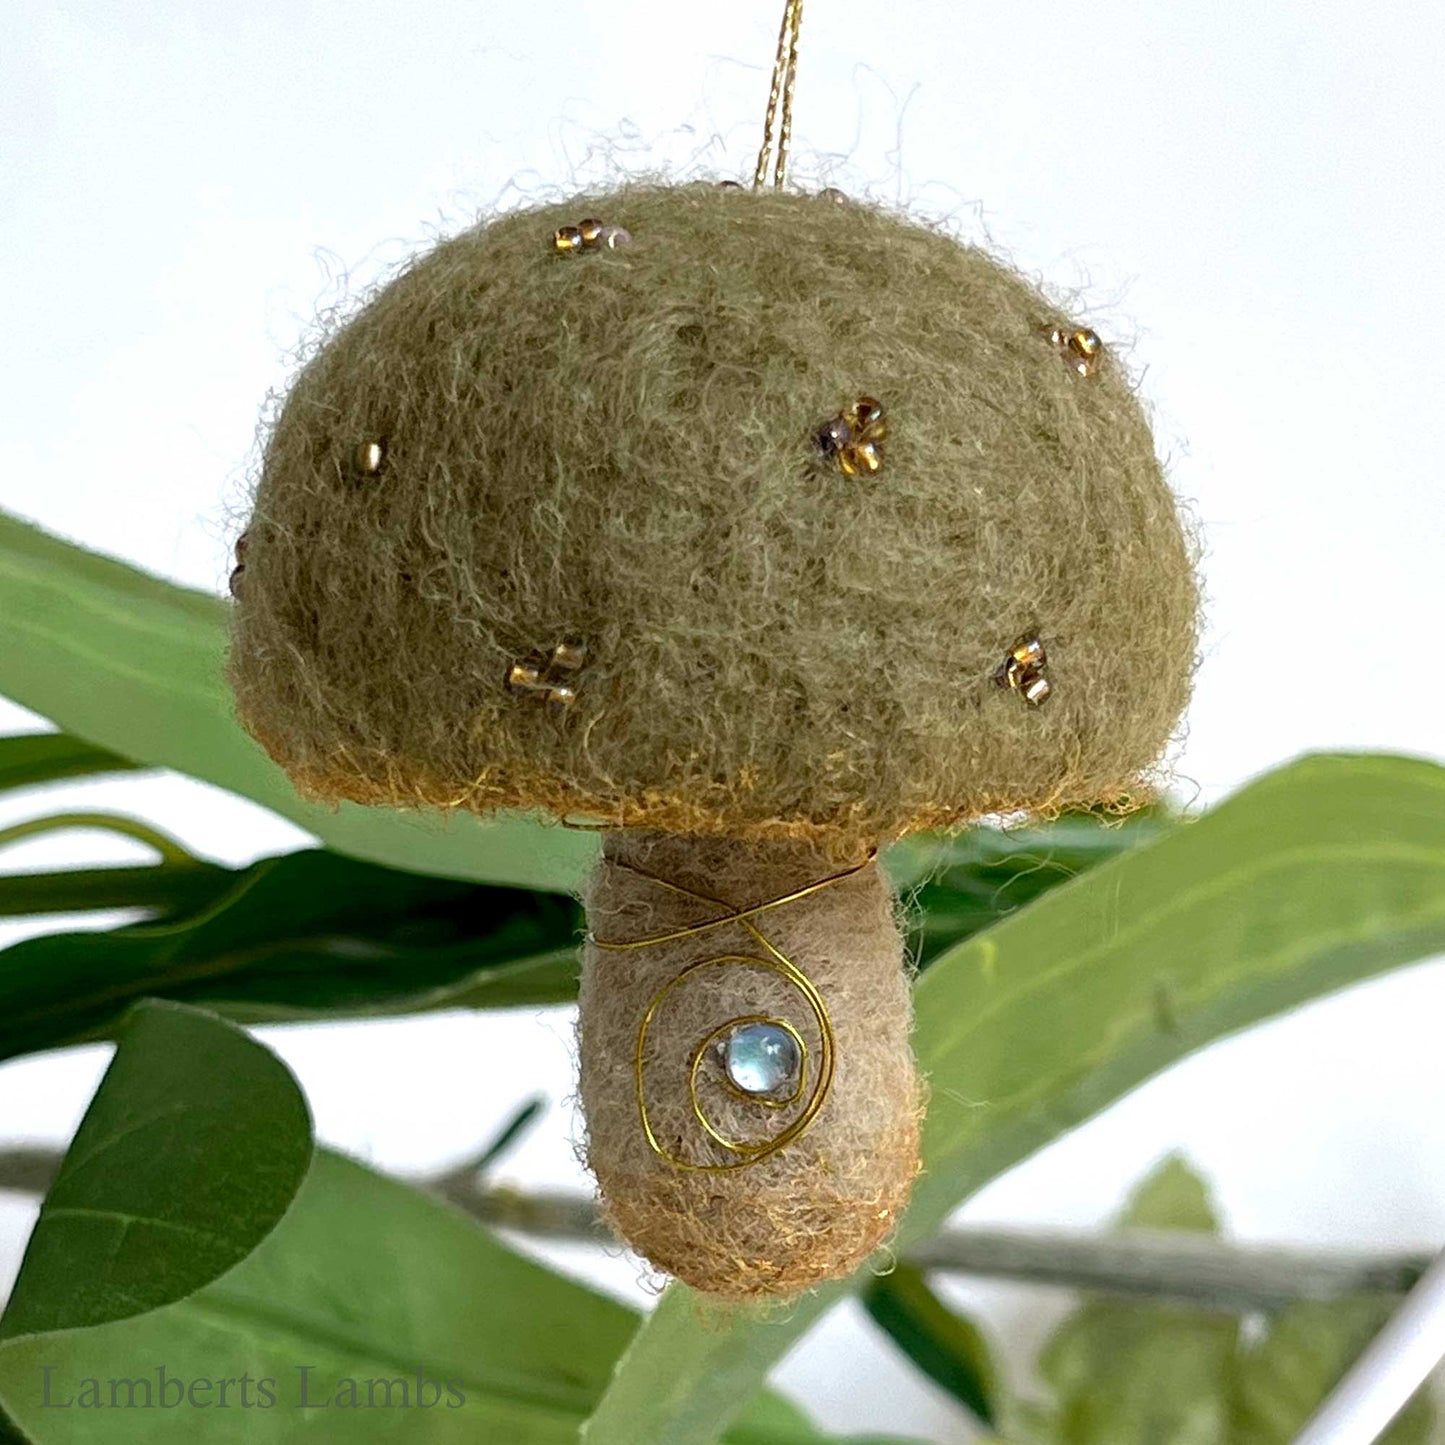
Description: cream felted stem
xmin=578 ymin=830 xmax=922 ymax=1299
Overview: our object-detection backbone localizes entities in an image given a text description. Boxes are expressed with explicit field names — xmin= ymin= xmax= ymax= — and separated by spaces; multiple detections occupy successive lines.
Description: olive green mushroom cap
xmin=229 ymin=181 xmax=1198 ymax=851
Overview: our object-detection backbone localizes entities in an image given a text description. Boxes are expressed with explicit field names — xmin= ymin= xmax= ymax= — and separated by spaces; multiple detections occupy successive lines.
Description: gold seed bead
xmin=507 ymin=638 xmax=589 ymax=716
xmin=577 ymin=218 xmax=605 ymax=246
xmin=851 ymin=438 xmax=883 ymax=474
xmin=852 ymin=396 xmax=885 ymax=433
xmin=553 ymin=225 xmax=584 ymax=254
xmin=817 ymin=394 xmax=888 ymax=477
xmin=550 ymin=638 xmax=588 ymax=672
xmin=507 ymin=660 xmax=544 ymax=693
xmin=815 ymin=416 xmax=851 ymax=457
xmin=1048 ymin=323 xmax=1104 ymax=377
xmin=353 ymin=440 xmax=386 ymax=476
xmin=1011 ymin=637 xmax=1046 ymax=670
xmin=998 ymin=636 xmax=1052 ymax=706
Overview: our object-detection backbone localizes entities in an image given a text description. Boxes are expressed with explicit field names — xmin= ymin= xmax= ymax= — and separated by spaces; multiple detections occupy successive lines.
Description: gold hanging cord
xmin=753 ymin=0 xmax=804 ymax=189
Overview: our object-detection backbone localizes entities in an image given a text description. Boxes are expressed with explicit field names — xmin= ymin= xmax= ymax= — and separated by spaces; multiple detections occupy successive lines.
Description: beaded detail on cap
xmin=997 ymin=636 xmax=1052 ymax=706
xmin=553 ymin=219 xmax=631 ymax=254
xmin=506 ymin=638 xmax=588 ymax=715
xmin=815 ymin=395 xmax=888 ymax=477
xmin=1049 ymin=325 xmax=1103 ymax=377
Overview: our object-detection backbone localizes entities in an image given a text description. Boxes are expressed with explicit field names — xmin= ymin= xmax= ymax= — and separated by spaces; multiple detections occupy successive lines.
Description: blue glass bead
xmin=722 ymin=1022 xmax=800 ymax=1096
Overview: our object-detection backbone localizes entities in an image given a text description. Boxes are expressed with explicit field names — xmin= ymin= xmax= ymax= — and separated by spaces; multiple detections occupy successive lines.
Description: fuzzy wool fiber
xmin=229 ymin=181 xmax=1199 ymax=849
xmin=579 ymin=831 xmax=921 ymax=1298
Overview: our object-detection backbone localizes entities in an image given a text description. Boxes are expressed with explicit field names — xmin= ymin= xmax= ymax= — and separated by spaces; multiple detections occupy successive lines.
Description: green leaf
xmin=1017 ymin=1157 xmax=1234 ymax=1445
xmin=1029 ymin=1302 xmax=1237 ymax=1445
xmin=580 ymin=753 xmax=1445 ymax=1445
xmin=1116 ymin=1153 xmax=1219 ymax=1234
xmin=1017 ymin=1158 xmax=1439 ymax=1445
xmin=0 ymin=805 xmax=1143 ymax=1054
xmin=0 ymin=863 xmax=229 ymax=921
xmin=0 ymin=734 xmax=139 ymax=795
xmin=0 ymin=1151 xmax=849 ymax=1444
xmin=861 ymin=1263 xmax=998 ymax=1425
xmin=0 ymin=508 xmax=596 ymax=893
xmin=0 ymin=809 xmax=230 ymax=921
xmin=0 ymin=849 xmax=581 ymax=1062
xmin=1231 ymin=1298 xmax=1436 ymax=1445
xmin=470 ymin=1097 xmax=547 ymax=1174
xmin=888 ymin=810 xmax=1169 ymax=965
xmin=0 ymin=1000 xmax=312 ymax=1339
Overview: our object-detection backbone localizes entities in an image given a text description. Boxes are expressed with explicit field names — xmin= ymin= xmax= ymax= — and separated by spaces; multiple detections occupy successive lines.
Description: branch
xmin=0 ymin=1147 xmax=1426 ymax=1312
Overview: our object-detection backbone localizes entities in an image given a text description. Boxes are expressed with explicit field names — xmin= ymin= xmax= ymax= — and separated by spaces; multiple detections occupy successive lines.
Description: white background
xmin=2 ymin=1 xmax=1443 ymax=1438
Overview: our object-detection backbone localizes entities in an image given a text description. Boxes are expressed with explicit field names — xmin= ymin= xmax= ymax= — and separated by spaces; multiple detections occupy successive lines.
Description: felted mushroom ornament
xmin=227 ymin=6 xmax=1199 ymax=1301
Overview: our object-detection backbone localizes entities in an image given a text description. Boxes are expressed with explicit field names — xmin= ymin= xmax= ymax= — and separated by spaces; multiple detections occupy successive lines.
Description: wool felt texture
xmin=228 ymin=180 xmax=1199 ymax=849
xmin=579 ymin=830 xmax=921 ymax=1298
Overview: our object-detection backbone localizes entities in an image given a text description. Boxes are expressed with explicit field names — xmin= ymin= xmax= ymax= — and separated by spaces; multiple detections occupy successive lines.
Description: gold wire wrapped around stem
xmin=589 ymin=852 xmax=872 ymax=1172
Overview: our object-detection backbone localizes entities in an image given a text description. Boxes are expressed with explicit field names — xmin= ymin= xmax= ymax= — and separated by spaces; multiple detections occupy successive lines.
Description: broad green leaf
xmin=0 ymin=508 xmax=596 ymax=892
xmin=581 ymin=753 xmax=1445 ymax=1445
xmin=1018 ymin=1157 xmax=1235 ymax=1445
xmin=1231 ymin=1298 xmax=1435 ymax=1445
xmin=0 ymin=849 xmax=581 ymax=1062
xmin=0 ymin=1001 xmax=312 ymax=1339
xmin=0 ymin=734 xmax=139 ymax=795
xmin=862 ymin=1263 xmax=998 ymax=1425
xmin=0 ymin=1151 xmax=880 ymax=1444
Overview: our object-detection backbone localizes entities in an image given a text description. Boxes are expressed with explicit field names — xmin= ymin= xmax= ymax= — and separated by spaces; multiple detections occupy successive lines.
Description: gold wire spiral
xmin=590 ymin=854 xmax=870 ymax=1172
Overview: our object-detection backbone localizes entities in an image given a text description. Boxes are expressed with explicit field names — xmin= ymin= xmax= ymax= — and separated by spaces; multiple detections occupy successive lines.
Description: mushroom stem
xmin=578 ymin=829 xmax=921 ymax=1299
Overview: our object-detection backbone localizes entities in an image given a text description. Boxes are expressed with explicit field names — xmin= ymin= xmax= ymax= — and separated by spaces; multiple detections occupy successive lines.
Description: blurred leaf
xmin=0 ymin=849 xmax=582 ymax=1062
xmin=580 ymin=753 xmax=1445 ymax=1445
xmin=0 ymin=862 xmax=229 ymax=920
xmin=0 ymin=734 xmax=139 ymax=795
xmin=470 ymin=1096 xmax=547 ymax=1175
xmin=1117 ymin=1153 xmax=1219 ymax=1234
xmin=1231 ymin=1298 xmax=1435 ymax=1445
xmin=0 ymin=800 xmax=1145 ymax=1058
xmin=0 ymin=508 xmax=597 ymax=892
xmin=888 ymin=810 xmax=1171 ymax=966
xmin=0 ymin=1150 xmax=872 ymax=1444
xmin=0 ymin=1000 xmax=312 ymax=1339
xmin=862 ymin=1263 xmax=998 ymax=1425
xmin=0 ymin=808 xmax=230 ymax=920
xmin=1020 ymin=1157 xmax=1236 ymax=1445
xmin=1029 ymin=1301 xmax=1237 ymax=1445
xmin=1019 ymin=1159 xmax=1438 ymax=1445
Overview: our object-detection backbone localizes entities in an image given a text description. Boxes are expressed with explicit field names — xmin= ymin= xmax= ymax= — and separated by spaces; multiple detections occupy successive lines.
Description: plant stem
xmin=1 ymin=1148 xmax=1421 ymax=1311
